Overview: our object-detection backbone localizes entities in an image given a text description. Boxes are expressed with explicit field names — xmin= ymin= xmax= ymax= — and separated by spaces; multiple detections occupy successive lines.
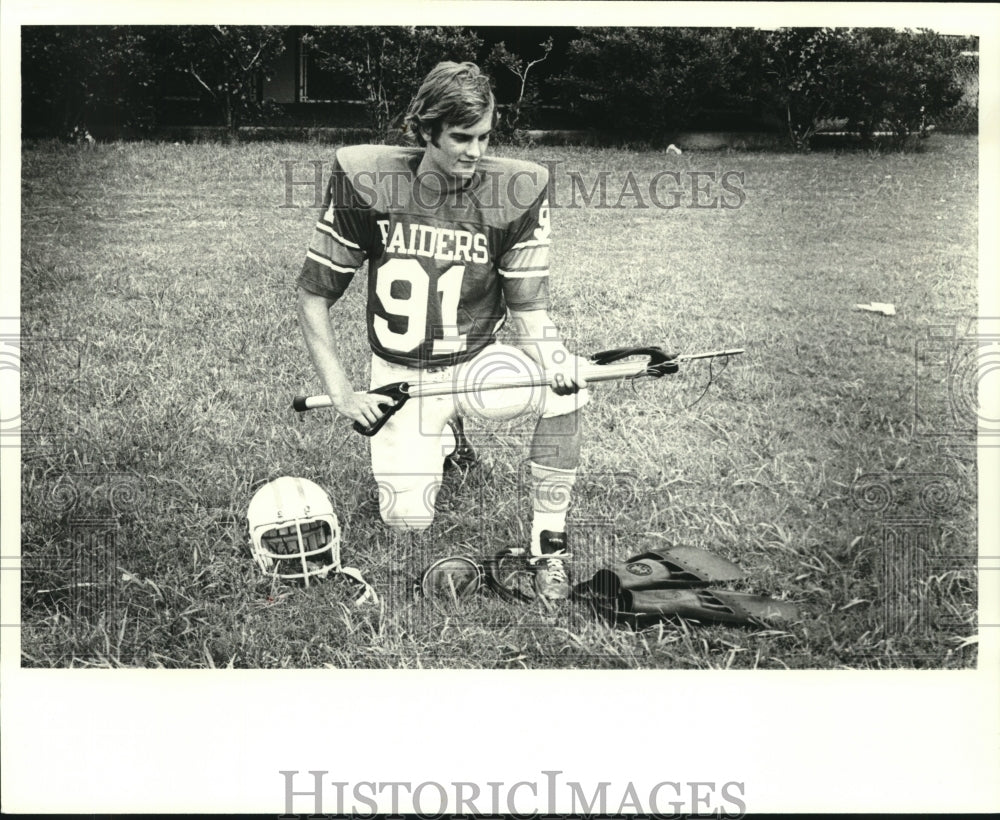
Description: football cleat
xmin=444 ymin=416 xmax=479 ymax=472
xmin=531 ymin=530 xmax=572 ymax=600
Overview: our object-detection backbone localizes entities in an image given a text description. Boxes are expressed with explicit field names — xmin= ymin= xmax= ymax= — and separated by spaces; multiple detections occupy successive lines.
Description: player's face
xmin=420 ymin=108 xmax=493 ymax=183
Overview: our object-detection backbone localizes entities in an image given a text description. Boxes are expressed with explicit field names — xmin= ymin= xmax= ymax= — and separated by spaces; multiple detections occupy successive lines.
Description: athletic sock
xmin=529 ymin=461 xmax=577 ymax=556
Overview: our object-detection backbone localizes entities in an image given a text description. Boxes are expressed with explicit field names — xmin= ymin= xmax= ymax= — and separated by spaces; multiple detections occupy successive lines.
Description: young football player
xmin=297 ymin=61 xmax=588 ymax=599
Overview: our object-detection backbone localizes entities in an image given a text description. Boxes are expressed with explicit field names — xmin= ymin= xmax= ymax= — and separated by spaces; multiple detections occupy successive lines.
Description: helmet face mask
xmin=248 ymin=477 xmax=342 ymax=587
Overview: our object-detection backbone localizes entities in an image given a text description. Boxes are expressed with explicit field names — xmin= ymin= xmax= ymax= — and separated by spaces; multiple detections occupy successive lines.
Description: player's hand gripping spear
xmin=292 ymin=346 xmax=745 ymax=436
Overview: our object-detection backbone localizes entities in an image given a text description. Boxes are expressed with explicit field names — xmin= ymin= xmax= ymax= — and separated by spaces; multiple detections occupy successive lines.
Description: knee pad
xmin=375 ymin=477 xmax=441 ymax=532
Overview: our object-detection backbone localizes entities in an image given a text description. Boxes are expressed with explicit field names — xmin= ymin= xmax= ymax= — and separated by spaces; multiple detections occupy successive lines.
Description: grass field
xmin=18 ymin=135 xmax=979 ymax=669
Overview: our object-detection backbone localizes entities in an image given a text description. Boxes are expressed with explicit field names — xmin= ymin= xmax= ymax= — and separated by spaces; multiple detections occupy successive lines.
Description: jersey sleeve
xmin=498 ymin=186 xmax=551 ymax=312
xmin=297 ymin=153 xmax=371 ymax=301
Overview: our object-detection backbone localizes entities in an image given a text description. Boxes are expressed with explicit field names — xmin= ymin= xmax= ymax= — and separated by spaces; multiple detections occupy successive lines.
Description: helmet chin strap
xmin=339 ymin=566 xmax=379 ymax=606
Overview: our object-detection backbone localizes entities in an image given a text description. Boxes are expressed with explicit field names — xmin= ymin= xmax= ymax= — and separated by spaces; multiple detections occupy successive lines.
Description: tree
xmin=485 ymin=37 xmax=553 ymax=143
xmin=554 ymin=28 xmax=726 ymax=144
xmin=756 ymin=27 xmax=855 ymax=149
xmin=840 ymin=28 xmax=964 ymax=142
xmin=720 ymin=27 xmax=968 ymax=148
xmin=21 ymin=26 xmax=157 ymax=137
xmin=155 ymin=26 xmax=288 ymax=135
xmin=304 ymin=27 xmax=481 ymax=143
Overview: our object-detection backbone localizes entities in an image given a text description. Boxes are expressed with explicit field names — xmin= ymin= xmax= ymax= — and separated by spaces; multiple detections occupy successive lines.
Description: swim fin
xmin=621 ymin=587 xmax=800 ymax=626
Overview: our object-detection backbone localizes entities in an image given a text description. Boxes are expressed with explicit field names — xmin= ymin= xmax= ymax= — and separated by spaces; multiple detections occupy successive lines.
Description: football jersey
xmin=298 ymin=145 xmax=551 ymax=367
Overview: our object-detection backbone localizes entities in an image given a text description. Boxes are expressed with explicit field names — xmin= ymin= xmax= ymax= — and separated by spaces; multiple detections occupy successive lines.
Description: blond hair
xmin=404 ymin=61 xmax=497 ymax=146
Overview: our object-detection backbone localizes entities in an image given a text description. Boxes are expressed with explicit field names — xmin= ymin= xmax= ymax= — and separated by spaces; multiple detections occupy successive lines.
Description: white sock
xmin=529 ymin=462 xmax=577 ymax=556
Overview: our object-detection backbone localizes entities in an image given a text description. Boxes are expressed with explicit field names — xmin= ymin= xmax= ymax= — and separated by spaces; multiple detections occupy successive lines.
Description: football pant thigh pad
xmin=453 ymin=343 xmax=589 ymax=421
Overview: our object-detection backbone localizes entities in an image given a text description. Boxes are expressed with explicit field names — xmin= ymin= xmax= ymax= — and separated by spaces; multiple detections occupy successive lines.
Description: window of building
xmin=298 ymin=35 xmax=360 ymax=103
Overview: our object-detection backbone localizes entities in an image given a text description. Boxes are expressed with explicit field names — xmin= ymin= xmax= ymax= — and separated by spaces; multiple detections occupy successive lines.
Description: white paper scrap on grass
xmin=855 ymin=302 xmax=897 ymax=316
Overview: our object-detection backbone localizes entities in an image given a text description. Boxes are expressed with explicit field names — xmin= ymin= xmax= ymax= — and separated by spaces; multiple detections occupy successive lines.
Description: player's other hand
xmin=332 ymin=391 xmax=396 ymax=427
xmin=549 ymin=354 xmax=589 ymax=396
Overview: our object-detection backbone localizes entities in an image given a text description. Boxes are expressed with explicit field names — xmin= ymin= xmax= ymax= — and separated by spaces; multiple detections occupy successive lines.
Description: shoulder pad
xmin=336 ymin=144 xmax=419 ymax=176
xmin=479 ymin=156 xmax=549 ymax=211
xmin=335 ymin=145 xmax=422 ymax=209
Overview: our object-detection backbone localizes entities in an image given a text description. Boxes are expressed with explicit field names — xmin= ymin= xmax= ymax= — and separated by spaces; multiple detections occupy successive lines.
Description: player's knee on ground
xmin=381 ymin=512 xmax=434 ymax=532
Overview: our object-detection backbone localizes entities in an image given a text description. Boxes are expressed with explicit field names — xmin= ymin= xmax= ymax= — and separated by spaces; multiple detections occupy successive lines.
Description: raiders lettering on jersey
xmin=298 ymin=145 xmax=552 ymax=368
xmin=377 ymin=221 xmax=490 ymax=265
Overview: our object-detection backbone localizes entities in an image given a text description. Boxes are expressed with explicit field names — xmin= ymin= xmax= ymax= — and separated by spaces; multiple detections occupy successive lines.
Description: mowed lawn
xmin=19 ymin=135 xmax=978 ymax=669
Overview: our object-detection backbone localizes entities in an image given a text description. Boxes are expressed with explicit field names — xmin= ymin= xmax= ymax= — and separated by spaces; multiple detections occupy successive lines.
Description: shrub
xmin=554 ymin=28 xmax=726 ymax=145
xmin=151 ymin=26 xmax=289 ymax=136
xmin=746 ymin=27 xmax=856 ymax=149
xmin=21 ymin=26 xmax=157 ymax=138
xmin=485 ymin=37 xmax=553 ymax=145
xmin=304 ymin=26 xmax=482 ymax=144
xmin=935 ymin=48 xmax=979 ymax=134
xmin=718 ymin=27 xmax=970 ymax=149
xmin=840 ymin=29 xmax=966 ymax=142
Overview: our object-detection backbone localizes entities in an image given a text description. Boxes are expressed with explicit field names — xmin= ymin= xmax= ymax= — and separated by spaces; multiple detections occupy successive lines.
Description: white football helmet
xmin=247 ymin=476 xmax=343 ymax=587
